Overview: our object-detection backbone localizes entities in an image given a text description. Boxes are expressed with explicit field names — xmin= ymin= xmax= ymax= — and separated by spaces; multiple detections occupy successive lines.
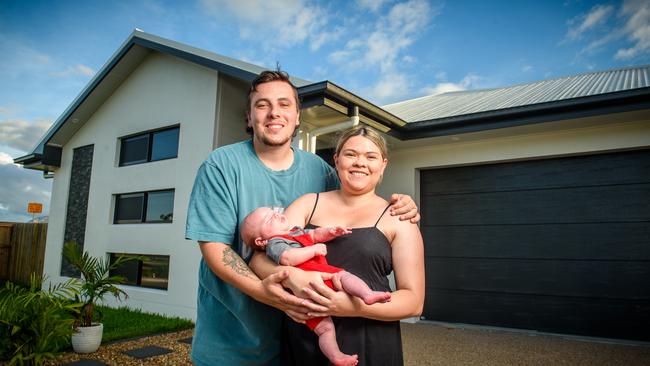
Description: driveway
xmin=402 ymin=322 xmax=650 ymax=366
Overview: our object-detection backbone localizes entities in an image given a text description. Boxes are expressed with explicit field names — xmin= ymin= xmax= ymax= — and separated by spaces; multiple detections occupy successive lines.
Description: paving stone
xmin=59 ymin=359 xmax=109 ymax=366
xmin=122 ymin=345 xmax=173 ymax=359
xmin=178 ymin=337 xmax=193 ymax=344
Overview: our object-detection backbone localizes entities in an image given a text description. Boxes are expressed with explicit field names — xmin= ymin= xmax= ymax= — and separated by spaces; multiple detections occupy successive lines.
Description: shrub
xmin=0 ymin=275 xmax=82 ymax=366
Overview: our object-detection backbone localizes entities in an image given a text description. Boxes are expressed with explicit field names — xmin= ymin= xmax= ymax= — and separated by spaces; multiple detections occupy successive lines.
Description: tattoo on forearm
xmin=222 ymin=247 xmax=256 ymax=279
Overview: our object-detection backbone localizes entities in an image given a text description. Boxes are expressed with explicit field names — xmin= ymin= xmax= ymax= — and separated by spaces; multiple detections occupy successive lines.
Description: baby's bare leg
xmin=338 ymin=271 xmax=391 ymax=305
xmin=313 ymin=317 xmax=358 ymax=366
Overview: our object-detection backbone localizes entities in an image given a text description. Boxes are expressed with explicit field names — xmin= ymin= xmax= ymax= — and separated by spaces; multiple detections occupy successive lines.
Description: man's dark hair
xmin=245 ymin=70 xmax=301 ymax=134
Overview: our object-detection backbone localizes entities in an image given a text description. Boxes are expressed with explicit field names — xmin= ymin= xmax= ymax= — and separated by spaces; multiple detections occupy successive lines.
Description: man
xmin=185 ymin=70 xmax=418 ymax=366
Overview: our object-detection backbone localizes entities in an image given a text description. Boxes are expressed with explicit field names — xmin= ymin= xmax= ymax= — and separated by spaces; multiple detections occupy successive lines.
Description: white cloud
xmin=565 ymin=4 xmax=614 ymax=41
xmin=522 ymin=65 xmax=533 ymax=72
xmin=366 ymin=72 xmax=411 ymax=103
xmin=356 ymin=0 xmax=389 ymax=12
xmin=565 ymin=0 xmax=650 ymax=60
xmin=0 ymin=119 xmax=53 ymax=153
xmin=199 ymin=0 xmax=333 ymax=51
xmin=310 ymin=27 xmax=343 ymax=51
xmin=0 ymin=152 xmax=14 ymax=165
xmin=615 ymin=0 xmax=650 ymax=59
xmin=329 ymin=0 xmax=432 ymax=72
xmin=49 ymin=64 xmax=95 ymax=78
xmin=0 ymin=37 xmax=51 ymax=77
xmin=421 ymin=74 xmax=481 ymax=96
xmin=329 ymin=0 xmax=435 ymax=103
xmin=0 ymin=162 xmax=51 ymax=223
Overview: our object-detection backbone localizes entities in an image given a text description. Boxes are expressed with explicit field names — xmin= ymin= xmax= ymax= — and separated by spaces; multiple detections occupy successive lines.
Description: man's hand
xmin=389 ymin=194 xmax=420 ymax=223
xmin=259 ymin=270 xmax=327 ymax=323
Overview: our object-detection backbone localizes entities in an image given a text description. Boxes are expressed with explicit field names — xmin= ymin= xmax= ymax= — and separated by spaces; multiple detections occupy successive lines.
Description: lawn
xmin=98 ymin=305 xmax=194 ymax=342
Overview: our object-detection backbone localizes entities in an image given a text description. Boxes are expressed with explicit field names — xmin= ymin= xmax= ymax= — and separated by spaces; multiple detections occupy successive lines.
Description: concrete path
xmin=402 ymin=322 xmax=650 ymax=366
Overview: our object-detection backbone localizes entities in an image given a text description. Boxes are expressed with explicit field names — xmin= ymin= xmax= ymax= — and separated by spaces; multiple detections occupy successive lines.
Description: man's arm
xmin=250 ymin=251 xmax=336 ymax=302
xmin=199 ymin=241 xmax=326 ymax=321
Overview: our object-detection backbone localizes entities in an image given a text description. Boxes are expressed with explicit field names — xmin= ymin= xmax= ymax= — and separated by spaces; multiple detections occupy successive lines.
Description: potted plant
xmin=62 ymin=241 xmax=137 ymax=353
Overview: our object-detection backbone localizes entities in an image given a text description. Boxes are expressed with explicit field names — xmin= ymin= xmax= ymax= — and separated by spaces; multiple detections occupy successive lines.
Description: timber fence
xmin=0 ymin=222 xmax=47 ymax=285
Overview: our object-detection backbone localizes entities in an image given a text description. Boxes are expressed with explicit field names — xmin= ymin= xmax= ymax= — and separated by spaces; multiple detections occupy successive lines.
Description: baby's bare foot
xmin=333 ymin=354 xmax=358 ymax=366
xmin=363 ymin=291 xmax=391 ymax=305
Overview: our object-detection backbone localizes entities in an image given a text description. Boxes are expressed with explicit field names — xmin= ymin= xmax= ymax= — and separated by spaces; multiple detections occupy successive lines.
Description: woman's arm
xmin=303 ymin=217 xmax=425 ymax=321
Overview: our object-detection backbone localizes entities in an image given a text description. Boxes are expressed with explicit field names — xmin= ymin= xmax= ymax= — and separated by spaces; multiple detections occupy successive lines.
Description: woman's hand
xmin=281 ymin=267 xmax=333 ymax=297
xmin=299 ymin=275 xmax=365 ymax=318
xmin=389 ymin=193 xmax=420 ymax=223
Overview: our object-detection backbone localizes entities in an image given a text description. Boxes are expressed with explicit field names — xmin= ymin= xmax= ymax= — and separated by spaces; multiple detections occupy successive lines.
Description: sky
xmin=1 ymin=0 xmax=649 ymax=222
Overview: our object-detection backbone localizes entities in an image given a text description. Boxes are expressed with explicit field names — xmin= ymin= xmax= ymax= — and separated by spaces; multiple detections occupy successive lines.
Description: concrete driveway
xmin=401 ymin=322 xmax=650 ymax=366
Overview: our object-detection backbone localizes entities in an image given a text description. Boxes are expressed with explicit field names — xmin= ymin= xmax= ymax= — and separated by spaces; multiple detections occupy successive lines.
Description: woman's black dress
xmin=282 ymin=206 xmax=403 ymax=366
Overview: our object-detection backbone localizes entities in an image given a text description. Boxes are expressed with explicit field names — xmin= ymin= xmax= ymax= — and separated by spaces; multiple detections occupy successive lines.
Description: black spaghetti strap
xmin=374 ymin=204 xmax=392 ymax=227
xmin=306 ymin=193 xmax=320 ymax=225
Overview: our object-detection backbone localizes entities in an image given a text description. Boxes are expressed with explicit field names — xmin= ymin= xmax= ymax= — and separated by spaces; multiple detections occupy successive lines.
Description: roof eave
xmin=298 ymin=81 xmax=408 ymax=131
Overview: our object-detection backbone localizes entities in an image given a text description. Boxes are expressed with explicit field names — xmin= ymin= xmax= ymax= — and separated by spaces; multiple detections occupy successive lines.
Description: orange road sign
xmin=27 ymin=202 xmax=43 ymax=214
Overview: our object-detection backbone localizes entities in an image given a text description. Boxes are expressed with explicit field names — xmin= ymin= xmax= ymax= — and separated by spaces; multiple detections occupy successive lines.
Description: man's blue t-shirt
xmin=185 ymin=139 xmax=338 ymax=366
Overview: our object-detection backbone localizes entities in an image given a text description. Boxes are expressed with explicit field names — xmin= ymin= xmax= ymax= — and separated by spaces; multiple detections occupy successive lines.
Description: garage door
xmin=420 ymin=149 xmax=650 ymax=341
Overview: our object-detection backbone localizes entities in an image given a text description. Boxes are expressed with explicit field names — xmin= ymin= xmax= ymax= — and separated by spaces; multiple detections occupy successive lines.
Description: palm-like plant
xmin=0 ymin=274 xmax=82 ymax=365
xmin=62 ymin=241 xmax=137 ymax=327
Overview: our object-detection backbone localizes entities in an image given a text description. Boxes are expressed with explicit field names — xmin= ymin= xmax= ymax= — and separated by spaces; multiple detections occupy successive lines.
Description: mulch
xmin=43 ymin=323 xmax=650 ymax=366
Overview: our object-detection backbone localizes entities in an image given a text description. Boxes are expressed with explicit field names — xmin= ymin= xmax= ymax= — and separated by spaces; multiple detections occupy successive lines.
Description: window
xmin=114 ymin=189 xmax=174 ymax=224
xmin=119 ymin=126 xmax=179 ymax=166
xmin=109 ymin=253 xmax=170 ymax=290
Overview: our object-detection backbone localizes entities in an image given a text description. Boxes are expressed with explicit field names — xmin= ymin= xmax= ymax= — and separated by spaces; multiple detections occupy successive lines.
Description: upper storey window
xmin=119 ymin=126 xmax=179 ymax=166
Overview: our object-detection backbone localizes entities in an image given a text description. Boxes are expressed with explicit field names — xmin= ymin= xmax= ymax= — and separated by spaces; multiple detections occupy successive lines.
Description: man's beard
xmin=256 ymin=125 xmax=297 ymax=147
xmin=258 ymin=134 xmax=292 ymax=147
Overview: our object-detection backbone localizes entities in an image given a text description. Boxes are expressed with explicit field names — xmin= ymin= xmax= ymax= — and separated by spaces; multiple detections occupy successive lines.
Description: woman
xmin=253 ymin=125 xmax=424 ymax=366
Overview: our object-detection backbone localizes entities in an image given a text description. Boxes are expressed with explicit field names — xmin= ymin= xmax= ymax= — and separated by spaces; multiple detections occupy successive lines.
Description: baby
xmin=241 ymin=206 xmax=391 ymax=366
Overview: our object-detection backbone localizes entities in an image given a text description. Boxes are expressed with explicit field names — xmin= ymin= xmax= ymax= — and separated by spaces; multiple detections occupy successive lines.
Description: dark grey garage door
xmin=420 ymin=149 xmax=650 ymax=341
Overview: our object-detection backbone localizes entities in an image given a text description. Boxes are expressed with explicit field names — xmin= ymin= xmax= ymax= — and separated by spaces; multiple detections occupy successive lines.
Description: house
xmin=17 ymin=30 xmax=650 ymax=341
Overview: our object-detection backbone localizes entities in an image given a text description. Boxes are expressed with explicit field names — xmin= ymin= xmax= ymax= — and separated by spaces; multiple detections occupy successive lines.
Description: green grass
xmin=98 ymin=306 xmax=194 ymax=342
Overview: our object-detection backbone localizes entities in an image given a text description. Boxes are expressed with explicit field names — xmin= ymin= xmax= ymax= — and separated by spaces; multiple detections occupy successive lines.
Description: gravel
xmin=43 ymin=323 xmax=650 ymax=365
xmin=44 ymin=329 xmax=194 ymax=366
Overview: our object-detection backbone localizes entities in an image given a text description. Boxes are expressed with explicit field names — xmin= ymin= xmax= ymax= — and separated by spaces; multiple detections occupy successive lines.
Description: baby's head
xmin=241 ymin=207 xmax=290 ymax=250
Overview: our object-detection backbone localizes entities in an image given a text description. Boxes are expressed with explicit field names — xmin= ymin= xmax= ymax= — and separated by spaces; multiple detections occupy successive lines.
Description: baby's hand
xmin=313 ymin=243 xmax=327 ymax=256
xmin=330 ymin=226 xmax=352 ymax=236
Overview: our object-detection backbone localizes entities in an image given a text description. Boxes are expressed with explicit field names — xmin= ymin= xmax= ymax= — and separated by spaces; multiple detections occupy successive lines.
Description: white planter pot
xmin=71 ymin=323 xmax=104 ymax=353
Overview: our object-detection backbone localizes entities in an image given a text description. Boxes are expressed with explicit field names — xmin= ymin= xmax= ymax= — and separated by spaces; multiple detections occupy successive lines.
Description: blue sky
xmin=1 ymin=0 xmax=649 ymax=221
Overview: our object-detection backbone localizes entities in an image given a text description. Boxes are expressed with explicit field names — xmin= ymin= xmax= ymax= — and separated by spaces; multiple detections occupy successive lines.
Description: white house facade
xmin=18 ymin=31 xmax=650 ymax=341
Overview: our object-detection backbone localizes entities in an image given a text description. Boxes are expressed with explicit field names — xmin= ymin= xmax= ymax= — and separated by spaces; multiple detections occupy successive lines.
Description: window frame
xmin=113 ymin=189 xmax=175 ymax=224
xmin=108 ymin=253 xmax=170 ymax=291
xmin=118 ymin=125 xmax=179 ymax=167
